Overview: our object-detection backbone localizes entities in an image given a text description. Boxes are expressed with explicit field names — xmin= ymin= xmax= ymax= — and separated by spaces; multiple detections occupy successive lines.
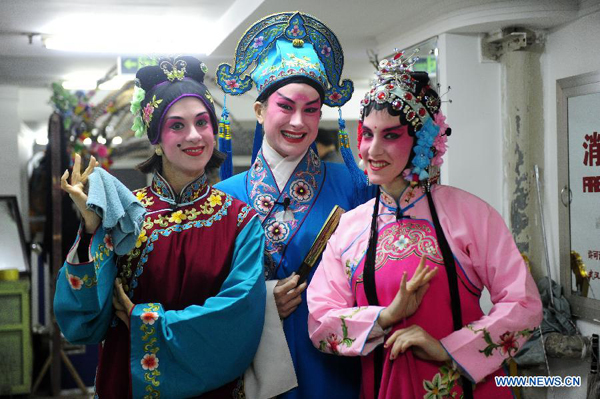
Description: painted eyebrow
xmin=382 ymin=125 xmax=404 ymax=133
xmin=361 ymin=124 xmax=403 ymax=132
xmin=275 ymin=91 xmax=321 ymax=106
xmin=166 ymin=112 xmax=208 ymax=120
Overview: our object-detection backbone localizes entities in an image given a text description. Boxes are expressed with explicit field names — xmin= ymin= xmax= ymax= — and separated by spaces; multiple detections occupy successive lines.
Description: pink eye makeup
xmin=195 ymin=115 xmax=210 ymax=125
xmin=166 ymin=120 xmax=184 ymax=130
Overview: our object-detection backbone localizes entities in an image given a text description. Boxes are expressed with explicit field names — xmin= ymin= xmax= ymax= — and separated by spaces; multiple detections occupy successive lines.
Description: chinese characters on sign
xmin=586 ymin=247 xmax=599 ymax=281
xmin=583 ymin=132 xmax=600 ymax=192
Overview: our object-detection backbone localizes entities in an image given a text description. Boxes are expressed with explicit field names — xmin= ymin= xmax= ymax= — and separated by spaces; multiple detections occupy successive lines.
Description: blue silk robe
xmin=216 ymin=148 xmax=374 ymax=399
xmin=54 ymin=173 xmax=266 ymax=398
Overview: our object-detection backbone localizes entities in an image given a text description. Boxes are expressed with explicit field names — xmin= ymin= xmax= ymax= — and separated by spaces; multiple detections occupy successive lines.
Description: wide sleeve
xmin=53 ymin=225 xmax=117 ymax=344
xmin=439 ymin=203 xmax=543 ymax=383
xmin=129 ymin=215 xmax=267 ymax=398
xmin=307 ymin=224 xmax=386 ymax=357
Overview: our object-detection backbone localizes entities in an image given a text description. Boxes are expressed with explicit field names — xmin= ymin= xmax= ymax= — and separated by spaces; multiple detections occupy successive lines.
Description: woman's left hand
xmin=384 ymin=325 xmax=450 ymax=362
xmin=113 ymin=279 xmax=135 ymax=330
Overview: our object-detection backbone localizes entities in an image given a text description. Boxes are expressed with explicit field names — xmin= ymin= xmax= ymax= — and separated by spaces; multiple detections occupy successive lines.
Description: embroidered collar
xmin=379 ymin=185 xmax=426 ymax=217
xmin=151 ymin=172 xmax=209 ymax=205
xmin=247 ymin=146 xmax=324 ymax=277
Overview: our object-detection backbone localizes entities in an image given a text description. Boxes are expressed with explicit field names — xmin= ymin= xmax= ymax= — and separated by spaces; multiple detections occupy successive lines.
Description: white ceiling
xmin=0 ymin=0 xmax=594 ymax=89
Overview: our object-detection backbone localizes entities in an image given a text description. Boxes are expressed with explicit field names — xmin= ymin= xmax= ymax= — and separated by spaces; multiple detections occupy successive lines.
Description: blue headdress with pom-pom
xmin=215 ymin=11 xmax=366 ymax=191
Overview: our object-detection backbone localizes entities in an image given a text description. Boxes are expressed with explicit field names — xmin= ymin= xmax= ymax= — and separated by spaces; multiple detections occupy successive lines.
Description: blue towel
xmin=86 ymin=168 xmax=146 ymax=256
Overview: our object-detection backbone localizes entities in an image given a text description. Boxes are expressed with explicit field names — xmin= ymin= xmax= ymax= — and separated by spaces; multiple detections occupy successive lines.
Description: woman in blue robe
xmin=215 ymin=12 xmax=375 ymax=399
xmin=54 ymin=56 xmax=265 ymax=398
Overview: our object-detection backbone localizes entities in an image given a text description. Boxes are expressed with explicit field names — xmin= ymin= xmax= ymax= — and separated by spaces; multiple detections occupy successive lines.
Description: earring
xmin=155 ymin=147 xmax=163 ymax=156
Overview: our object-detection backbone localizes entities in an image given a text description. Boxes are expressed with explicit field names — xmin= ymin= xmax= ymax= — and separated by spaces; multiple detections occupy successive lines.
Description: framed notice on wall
xmin=558 ymin=71 xmax=600 ymax=321
xmin=568 ymin=93 xmax=600 ymax=282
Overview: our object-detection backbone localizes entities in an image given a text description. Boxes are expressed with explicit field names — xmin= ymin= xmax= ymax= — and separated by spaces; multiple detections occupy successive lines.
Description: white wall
xmin=19 ymin=88 xmax=53 ymax=123
xmin=0 ymin=86 xmax=21 ymax=195
xmin=541 ymin=10 xmax=600 ymax=399
xmin=0 ymin=86 xmax=28 ymax=235
xmin=438 ymin=33 xmax=503 ymax=214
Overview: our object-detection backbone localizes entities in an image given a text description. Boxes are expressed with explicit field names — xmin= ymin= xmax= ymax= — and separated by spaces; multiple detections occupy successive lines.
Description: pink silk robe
xmin=307 ymin=185 xmax=543 ymax=399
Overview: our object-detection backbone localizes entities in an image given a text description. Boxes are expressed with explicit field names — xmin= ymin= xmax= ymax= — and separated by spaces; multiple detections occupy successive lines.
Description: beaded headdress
xmin=215 ymin=11 xmax=366 ymax=191
xmin=359 ymin=49 xmax=449 ymax=183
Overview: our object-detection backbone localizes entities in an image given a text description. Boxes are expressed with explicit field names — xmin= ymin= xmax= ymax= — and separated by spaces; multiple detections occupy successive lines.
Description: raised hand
xmin=273 ymin=273 xmax=307 ymax=319
xmin=60 ymin=153 xmax=101 ymax=233
xmin=384 ymin=324 xmax=450 ymax=362
xmin=113 ymin=278 xmax=135 ymax=330
xmin=377 ymin=255 xmax=438 ymax=329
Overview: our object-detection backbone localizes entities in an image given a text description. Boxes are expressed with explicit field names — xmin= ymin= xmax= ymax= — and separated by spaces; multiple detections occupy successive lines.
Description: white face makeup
xmin=256 ymin=83 xmax=322 ymax=158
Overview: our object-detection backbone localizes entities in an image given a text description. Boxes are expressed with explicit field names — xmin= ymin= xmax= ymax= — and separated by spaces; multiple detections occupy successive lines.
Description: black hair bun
xmin=178 ymin=56 xmax=207 ymax=84
xmin=410 ymin=71 xmax=430 ymax=87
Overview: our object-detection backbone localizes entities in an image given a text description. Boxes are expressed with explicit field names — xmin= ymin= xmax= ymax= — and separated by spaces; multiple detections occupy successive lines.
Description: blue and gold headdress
xmin=217 ymin=11 xmax=353 ymax=106
xmin=216 ymin=11 xmax=365 ymax=189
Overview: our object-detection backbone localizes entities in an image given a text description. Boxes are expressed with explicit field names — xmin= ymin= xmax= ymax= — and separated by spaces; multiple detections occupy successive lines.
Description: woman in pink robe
xmin=307 ymin=50 xmax=543 ymax=399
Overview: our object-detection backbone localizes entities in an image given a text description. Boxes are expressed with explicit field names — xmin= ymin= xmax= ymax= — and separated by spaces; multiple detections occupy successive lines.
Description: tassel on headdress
xmin=218 ymin=95 xmax=233 ymax=181
xmin=338 ymin=108 xmax=369 ymax=203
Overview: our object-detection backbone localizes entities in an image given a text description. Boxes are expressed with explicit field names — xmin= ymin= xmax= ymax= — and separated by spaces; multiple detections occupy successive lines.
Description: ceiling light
xmin=97 ymin=136 xmax=107 ymax=144
xmin=45 ymin=35 xmax=212 ymax=55
xmin=83 ymin=138 xmax=92 ymax=145
xmin=42 ymin=14 xmax=215 ymax=55
xmin=112 ymin=136 xmax=123 ymax=145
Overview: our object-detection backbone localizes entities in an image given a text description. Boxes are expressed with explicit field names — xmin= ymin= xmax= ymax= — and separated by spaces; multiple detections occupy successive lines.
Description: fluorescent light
xmin=35 ymin=136 xmax=49 ymax=146
xmin=43 ymin=14 xmax=215 ymax=55
xmin=45 ymin=35 xmax=212 ymax=55
xmin=112 ymin=136 xmax=123 ymax=145
xmin=83 ymin=138 xmax=92 ymax=145
xmin=97 ymin=136 xmax=107 ymax=144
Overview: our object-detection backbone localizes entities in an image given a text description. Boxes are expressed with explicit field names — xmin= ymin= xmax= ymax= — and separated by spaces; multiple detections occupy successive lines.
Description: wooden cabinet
xmin=0 ymin=279 xmax=32 ymax=395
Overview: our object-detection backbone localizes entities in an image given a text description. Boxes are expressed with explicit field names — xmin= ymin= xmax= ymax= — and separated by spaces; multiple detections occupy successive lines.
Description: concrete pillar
xmin=500 ymin=49 xmax=545 ymax=281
